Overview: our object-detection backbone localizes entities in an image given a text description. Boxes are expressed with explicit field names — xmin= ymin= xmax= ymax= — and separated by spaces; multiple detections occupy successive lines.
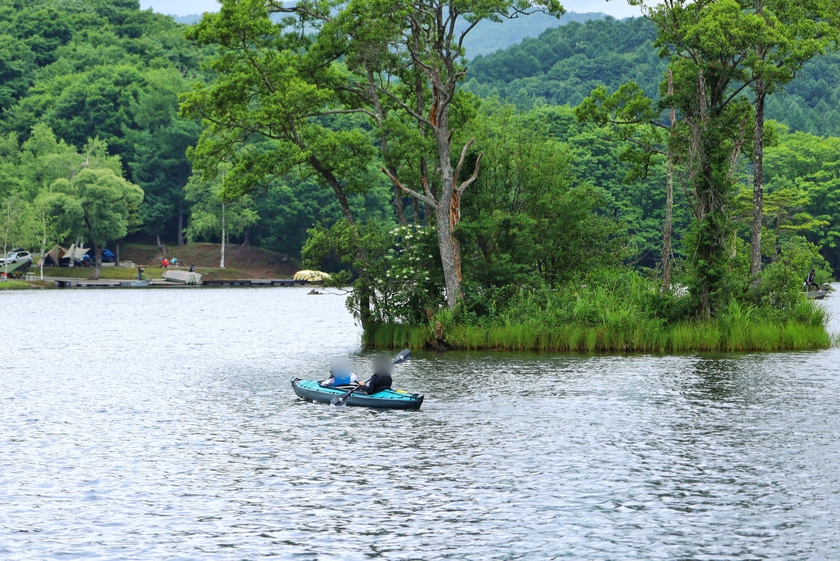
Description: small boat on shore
xmin=291 ymin=378 xmax=424 ymax=410
xmin=804 ymin=289 xmax=827 ymax=299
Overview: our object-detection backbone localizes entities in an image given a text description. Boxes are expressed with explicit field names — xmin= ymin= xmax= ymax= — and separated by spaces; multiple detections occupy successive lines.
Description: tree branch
xmin=456 ymin=152 xmax=483 ymax=196
xmin=371 ymin=82 xmax=434 ymax=128
xmin=452 ymin=137 xmax=475 ymax=185
xmin=381 ymin=167 xmax=438 ymax=207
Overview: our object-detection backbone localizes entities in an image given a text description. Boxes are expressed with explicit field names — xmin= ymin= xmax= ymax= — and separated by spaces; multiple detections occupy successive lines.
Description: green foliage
xmin=458 ymin=101 xmax=627 ymax=303
xmin=303 ymin=221 xmax=444 ymax=325
xmin=467 ymin=13 xmax=840 ymax=137
xmin=365 ymin=267 xmax=831 ymax=352
xmin=466 ymin=17 xmax=667 ymax=108
xmin=49 ymin=168 xmax=143 ymax=250
xmin=184 ymin=166 xmax=258 ymax=245
xmin=0 ymin=0 xmax=204 ymax=246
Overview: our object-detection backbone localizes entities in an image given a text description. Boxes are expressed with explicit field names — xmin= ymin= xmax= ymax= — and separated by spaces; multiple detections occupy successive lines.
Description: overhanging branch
xmin=381 ymin=167 xmax=438 ymax=208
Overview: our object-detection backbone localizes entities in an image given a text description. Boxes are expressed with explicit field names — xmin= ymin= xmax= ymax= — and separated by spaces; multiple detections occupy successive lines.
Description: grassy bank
xmin=365 ymin=318 xmax=833 ymax=352
xmin=121 ymin=242 xmax=300 ymax=278
xmin=0 ymin=280 xmax=32 ymax=290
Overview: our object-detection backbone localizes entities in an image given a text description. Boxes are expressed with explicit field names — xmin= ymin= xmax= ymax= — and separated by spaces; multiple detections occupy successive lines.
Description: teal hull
xmin=292 ymin=379 xmax=424 ymax=410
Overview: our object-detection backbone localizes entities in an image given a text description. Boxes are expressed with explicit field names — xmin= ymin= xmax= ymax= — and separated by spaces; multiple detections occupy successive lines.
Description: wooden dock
xmin=50 ymin=277 xmax=311 ymax=288
xmin=200 ymin=279 xmax=309 ymax=287
xmin=53 ymin=279 xmax=123 ymax=288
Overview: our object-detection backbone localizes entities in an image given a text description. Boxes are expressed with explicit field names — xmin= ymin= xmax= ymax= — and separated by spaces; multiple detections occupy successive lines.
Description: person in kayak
xmin=358 ymin=357 xmax=394 ymax=395
xmin=321 ymin=360 xmax=357 ymax=387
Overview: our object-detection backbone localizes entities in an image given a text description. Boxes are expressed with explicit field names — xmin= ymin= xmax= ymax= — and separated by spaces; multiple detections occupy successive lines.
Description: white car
xmin=0 ymin=250 xmax=32 ymax=266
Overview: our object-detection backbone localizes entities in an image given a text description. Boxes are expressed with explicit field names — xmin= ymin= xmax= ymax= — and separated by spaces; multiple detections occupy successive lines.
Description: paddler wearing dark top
xmin=805 ymin=268 xmax=816 ymax=289
xmin=358 ymin=356 xmax=394 ymax=395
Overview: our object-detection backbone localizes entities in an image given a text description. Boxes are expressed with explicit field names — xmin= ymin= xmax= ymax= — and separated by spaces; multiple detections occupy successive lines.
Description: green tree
xmin=333 ymin=0 xmax=564 ymax=309
xmin=49 ymin=168 xmax=144 ymax=279
xmin=184 ymin=169 xmax=258 ymax=268
xmin=180 ymin=0 xmax=376 ymax=225
xmin=459 ymin=102 xmax=626 ymax=296
xmin=745 ymin=0 xmax=840 ymax=280
xmin=126 ymin=68 xmax=202 ymax=247
xmin=627 ymin=0 xmax=767 ymax=316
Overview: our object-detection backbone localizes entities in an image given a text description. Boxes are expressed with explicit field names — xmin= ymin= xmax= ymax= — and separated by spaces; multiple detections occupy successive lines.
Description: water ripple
xmin=1 ymin=287 xmax=840 ymax=559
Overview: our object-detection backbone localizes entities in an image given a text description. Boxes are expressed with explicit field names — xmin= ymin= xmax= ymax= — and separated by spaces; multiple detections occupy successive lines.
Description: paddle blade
xmin=393 ymin=349 xmax=410 ymax=364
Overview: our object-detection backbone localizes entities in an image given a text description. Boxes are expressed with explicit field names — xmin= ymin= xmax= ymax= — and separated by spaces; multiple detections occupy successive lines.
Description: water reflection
xmin=1 ymin=286 xmax=839 ymax=559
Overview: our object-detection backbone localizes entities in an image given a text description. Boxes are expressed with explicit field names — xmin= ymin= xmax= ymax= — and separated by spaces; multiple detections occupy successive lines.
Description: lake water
xmin=2 ymin=286 xmax=839 ymax=560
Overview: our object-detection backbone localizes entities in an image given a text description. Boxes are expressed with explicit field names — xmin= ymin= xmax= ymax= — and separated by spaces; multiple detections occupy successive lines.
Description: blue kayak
xmin=291 ymin=378 xmax=424 ymax=410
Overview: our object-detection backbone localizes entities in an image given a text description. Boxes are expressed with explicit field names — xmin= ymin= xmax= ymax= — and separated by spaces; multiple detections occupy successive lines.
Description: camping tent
xmin=41 ymin=245 xmax=65 ymax=267
xmin=41 ymin=244 xmax=91 ymax=266
xmin=292 ymin=270 xmax=331 ymax=282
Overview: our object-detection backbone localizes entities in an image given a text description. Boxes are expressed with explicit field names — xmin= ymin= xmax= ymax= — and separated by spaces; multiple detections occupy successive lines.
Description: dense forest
xmin=466 ymin=16 xmax=840 ymax=138
xmin=1 ymin=0 xmax=839 ymax=350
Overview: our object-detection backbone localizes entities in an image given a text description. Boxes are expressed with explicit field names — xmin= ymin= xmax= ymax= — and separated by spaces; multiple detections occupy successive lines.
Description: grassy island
xmin=362 ymin=269 xmax=833 ymax=353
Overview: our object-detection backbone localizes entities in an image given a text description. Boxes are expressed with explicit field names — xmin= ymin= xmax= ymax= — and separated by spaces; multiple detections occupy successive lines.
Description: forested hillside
xmin=0 ymin=0 xmax=202 ymax=254
xmin=0 ymin=0 xmax=385 ymax=263
xmin=466 ymin=16 xmax=840 ymax=137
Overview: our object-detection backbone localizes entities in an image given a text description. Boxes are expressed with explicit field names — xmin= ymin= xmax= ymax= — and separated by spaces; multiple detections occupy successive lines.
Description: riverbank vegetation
xmin=364 ymin=270 xmax=833 ymax=352
xmin=1 ymin=0 xmax=837 ymax=351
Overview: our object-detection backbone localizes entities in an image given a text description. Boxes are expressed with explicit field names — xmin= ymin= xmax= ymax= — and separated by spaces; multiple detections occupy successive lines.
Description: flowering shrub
xmin=375 ymin=224 xmax=444 ymax=324
xmin=303 ymin=221 xmax=444 ymax=326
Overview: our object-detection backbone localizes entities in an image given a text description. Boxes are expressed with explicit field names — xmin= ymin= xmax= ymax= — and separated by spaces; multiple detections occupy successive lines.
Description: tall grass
xmin=365 ymin=318 xmax=831 ymax=352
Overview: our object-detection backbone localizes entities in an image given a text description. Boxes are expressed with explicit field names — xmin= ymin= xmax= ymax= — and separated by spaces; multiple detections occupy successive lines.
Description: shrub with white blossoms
xmin=302 ymin=220 xmax=444 ymax=326
xmin=374 ymin=224 xmax=444 ymax=323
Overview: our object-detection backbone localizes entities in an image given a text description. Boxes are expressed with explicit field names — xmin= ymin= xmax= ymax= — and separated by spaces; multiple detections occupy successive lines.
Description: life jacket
xmin=332 ymin=372 xmax=354 ymax=386
xmin=364 ymin=372 xmax=393 ymax=394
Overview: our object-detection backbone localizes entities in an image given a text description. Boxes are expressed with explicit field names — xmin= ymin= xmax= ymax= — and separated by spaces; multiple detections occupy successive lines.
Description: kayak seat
xmin=318 ymin=382 xmax=359 ymax=390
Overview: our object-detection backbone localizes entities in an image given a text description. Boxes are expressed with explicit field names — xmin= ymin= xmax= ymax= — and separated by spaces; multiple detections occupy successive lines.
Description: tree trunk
xmin=415 ymin=71 xmax=429 ymax=227
xmin=432 ymin=118 xmax=461 ymax=309
xmin=750 ymin=80 xmax=767 ymax=281
xmin=39 ymin=212 xmax=46 ymax=281
xmin=392 ymin=185 xmax=408 ymax=226
xmin=308 ymin=155 xmax=354 ymax=224
xmin=220 ymin=201 xmax=226 ymax=269
xmin=663 ymin=69 xmax=675 ymax=291
xmin=241 ymin=229 xmax=251 ymax=248
xmin=3 ymin=200 xmax=10 ymax=277
xmin=177 ymin=200 xmax=185 ymax=246
xmin=115 ymin=241 xmax=120 ymax=267
xmin=156 ymin=233 xmax=166 ymax=259
xmin=92 ymin=243 xmax=102 ymax=280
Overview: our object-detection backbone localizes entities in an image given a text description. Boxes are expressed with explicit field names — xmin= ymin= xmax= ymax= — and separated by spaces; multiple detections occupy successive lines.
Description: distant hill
xmin=172 ymin=14 xmax=201 ymax=24
xmin=464 ymin=16 xmax=840 ymax=138
xmin=168 ymin=11 xmax=607 ymax=58
xmin=463 ymin=12 xmax=607 ymax=58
